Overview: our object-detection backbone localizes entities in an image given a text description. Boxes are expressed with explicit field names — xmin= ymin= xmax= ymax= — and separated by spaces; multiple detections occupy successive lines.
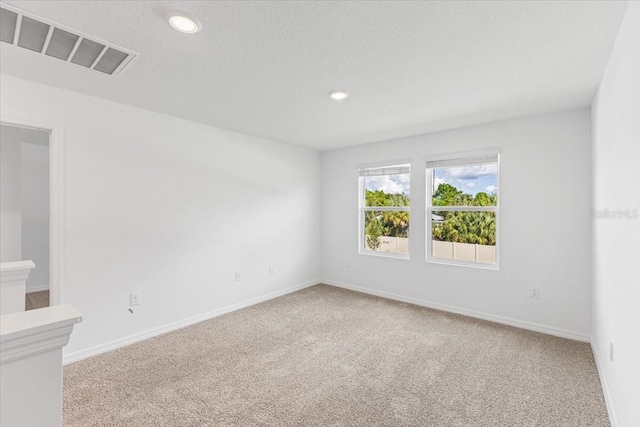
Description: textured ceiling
xmin=0 ymin=1 xmax=628 ymax=151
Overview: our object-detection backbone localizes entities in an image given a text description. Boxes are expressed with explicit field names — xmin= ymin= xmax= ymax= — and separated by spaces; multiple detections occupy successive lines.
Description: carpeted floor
xmin=25 ymin=290 xmax=49 ymax=311
xmin=63 ymin=284 xmax=609 ymax=426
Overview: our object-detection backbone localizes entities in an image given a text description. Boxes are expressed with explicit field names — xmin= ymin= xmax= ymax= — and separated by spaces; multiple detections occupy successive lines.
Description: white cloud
xmin=365 ymin=174 xmax=410 ymax=195
xmin=434 ymin=166 xmax=498 ymax=195
xmin=447 ymin=164 xmax=497 ymax=179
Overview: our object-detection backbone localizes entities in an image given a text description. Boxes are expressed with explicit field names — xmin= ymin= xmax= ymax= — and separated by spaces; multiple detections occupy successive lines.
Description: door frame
xmin=1 ymin=114 xmax=65 ymax=306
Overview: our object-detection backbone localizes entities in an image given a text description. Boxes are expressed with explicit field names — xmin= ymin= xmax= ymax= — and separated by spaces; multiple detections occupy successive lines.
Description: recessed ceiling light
xmin=166 ymin=11 xmax=202 ymax=34
xmin=329 ymin=90 xmax=349 ymax=101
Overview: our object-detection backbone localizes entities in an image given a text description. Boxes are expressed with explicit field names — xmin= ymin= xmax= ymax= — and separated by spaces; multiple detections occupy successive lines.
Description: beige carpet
xmin=25 ymin=290 xmax=49 ymax=311
xmin=63 ymin=284 xmax=609 ymax=426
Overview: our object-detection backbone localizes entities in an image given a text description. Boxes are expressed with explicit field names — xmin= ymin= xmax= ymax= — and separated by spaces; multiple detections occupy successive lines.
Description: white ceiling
xmin=0 ymin=1 xmax=628 ymax=151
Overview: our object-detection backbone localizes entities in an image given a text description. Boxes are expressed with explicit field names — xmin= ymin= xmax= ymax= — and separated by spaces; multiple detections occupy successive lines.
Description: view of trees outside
xmin=362 ymin=163 xmax=498 ymax=254
xmin=430 ymin=163 xmax=498 ymax=264
xmin=363 ymin=170 xmax=410 ymax=252
xmin=431 ymin=182 xmax=497 ymax=246
xmin=363 ymin=183 xmax=497 ymax=250
xmin=364 ymin=191 xmax=410 ymax=251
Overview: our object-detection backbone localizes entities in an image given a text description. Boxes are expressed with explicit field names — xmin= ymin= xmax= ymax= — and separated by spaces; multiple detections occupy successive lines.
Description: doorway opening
xmin=1 ymin=123 xmax=55 ymax=311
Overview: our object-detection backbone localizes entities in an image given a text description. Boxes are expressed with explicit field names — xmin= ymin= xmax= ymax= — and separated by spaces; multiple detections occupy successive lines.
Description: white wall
xmin=0 ymin=75 xmax=322 ymax=359
xmin=0 ymin=125 xmax=22 ymax=262
xmin=591 ymin=2 xmax=640 ymax=426
xmin=322 ymin=109 xmax=592 ymax=339
xmin=21 ymin=139 xmax=50 ymax=292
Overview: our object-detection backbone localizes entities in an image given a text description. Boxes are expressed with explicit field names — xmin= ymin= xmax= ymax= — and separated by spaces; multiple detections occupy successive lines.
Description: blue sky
xmin=364 ymin=165 xmax=498 ymax=196
xmin=433 ymin=165 xmax=498 ymax=196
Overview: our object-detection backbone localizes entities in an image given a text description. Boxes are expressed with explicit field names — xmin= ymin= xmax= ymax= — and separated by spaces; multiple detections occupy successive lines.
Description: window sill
xmin=359 ymin=250 xmax=410 ymax=260
xmin=426 ymin=257 xmax=499 ymax=270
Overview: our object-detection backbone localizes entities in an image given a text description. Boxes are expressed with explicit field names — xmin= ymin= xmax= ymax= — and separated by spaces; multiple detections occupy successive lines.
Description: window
xmin=359 ymin=164 xmax=410 ymax=257
xmin=426 ymin=152 xmax=499 ymax=268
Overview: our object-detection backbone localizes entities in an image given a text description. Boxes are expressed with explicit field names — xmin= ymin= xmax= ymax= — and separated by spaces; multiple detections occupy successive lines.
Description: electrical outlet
xmin=235 ymin=272 xmax=241 ymax=282
xmin=609 ymin=341 xmax=614 ymax=362
xmin=529 ymin=287 xmax=539 ymax=298
xmin=346 ymin=260 xmax=351 ymax=268
xmin=130 ymin=292 xmax=141 ymax=306
xmin=269 ymin=265 xmax=275 ymax=275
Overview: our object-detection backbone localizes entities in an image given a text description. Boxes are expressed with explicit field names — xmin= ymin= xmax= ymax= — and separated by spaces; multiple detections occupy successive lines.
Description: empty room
xmin=0 ymin=1 xmax=638 ymax=426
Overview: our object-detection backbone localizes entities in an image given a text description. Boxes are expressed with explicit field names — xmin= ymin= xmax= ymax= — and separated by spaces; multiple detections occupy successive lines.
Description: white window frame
xmin=358 ymin=162 xmax=411 ymax=260
xmin=425 ymin=150 xmax=500 ymax=270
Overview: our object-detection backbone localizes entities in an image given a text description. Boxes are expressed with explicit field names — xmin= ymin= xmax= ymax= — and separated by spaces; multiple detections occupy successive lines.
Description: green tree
xmin=433 ymin=211 xmax=496 ymax=245
xmin=381 ymin=210 xmax=409 ymax=238
xmin=431 ymin=183 xmax=497 ymax=246
xmin=365 ymin=213 xmax=384 ymax=250
xmin=364 ymin=190 xmax=410 ymax=249
xmin=433 ymin=183 xmax=462 ymax=206
xmin=473 ymin=191 xmax=497 ymax=206
xmin=365 ymin=190 xmax=410 ymax=207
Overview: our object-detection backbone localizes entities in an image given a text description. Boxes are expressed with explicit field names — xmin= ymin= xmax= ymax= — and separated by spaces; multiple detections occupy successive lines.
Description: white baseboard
xmin=321 ymin=279 xmax=591 ymax=343
xmin=26 ymin=284 xmax=50 ymax=293
xmin=63 ymin=279 xmax=321 ymax=365
xmin=591 ymin=339 xmax=618 ymax=427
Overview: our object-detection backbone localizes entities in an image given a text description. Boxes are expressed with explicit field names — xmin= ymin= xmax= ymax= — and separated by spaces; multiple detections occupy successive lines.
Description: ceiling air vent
xmin=0 ymin=3 xmax=136 ymax=76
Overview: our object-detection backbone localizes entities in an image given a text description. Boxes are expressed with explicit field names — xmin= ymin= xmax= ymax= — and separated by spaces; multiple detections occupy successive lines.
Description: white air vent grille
xmin=46 ymin=28 xmax=79 ymax=60
xmin=0 ymin=3 xmax=136 ymax=76
xmin=70 ymin=38 xmax=105 ymax=67
xmin=0 ymin=7 xmax=18 ymax=43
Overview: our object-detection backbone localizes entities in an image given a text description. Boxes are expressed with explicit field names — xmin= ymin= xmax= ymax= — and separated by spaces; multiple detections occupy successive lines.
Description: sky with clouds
xmin=364 ymin=165 xmax=498 ymax=196
xmin=434 ymin=164 xmax=498 ymax=196
xmin=365 ymin=173 xmax=410 ymax=195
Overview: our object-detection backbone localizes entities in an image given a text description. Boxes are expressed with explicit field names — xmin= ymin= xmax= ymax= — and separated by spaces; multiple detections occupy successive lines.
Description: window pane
xmin=431 ymin=211 xmax=496 ymax=263
xmin=364 ymin=172 xmax=410 ymax=207
xmin=432 ymin=164 xmax=497 ymax=207
xmin=364 ymin=210 xmax=409 ymax=254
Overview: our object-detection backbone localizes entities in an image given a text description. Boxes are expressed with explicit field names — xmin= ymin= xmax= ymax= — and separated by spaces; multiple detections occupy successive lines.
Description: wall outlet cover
xmin=130 ymin=292 xmax=141 ymax=306
xmin=609 ymin=341 xmax=614 ymax=362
